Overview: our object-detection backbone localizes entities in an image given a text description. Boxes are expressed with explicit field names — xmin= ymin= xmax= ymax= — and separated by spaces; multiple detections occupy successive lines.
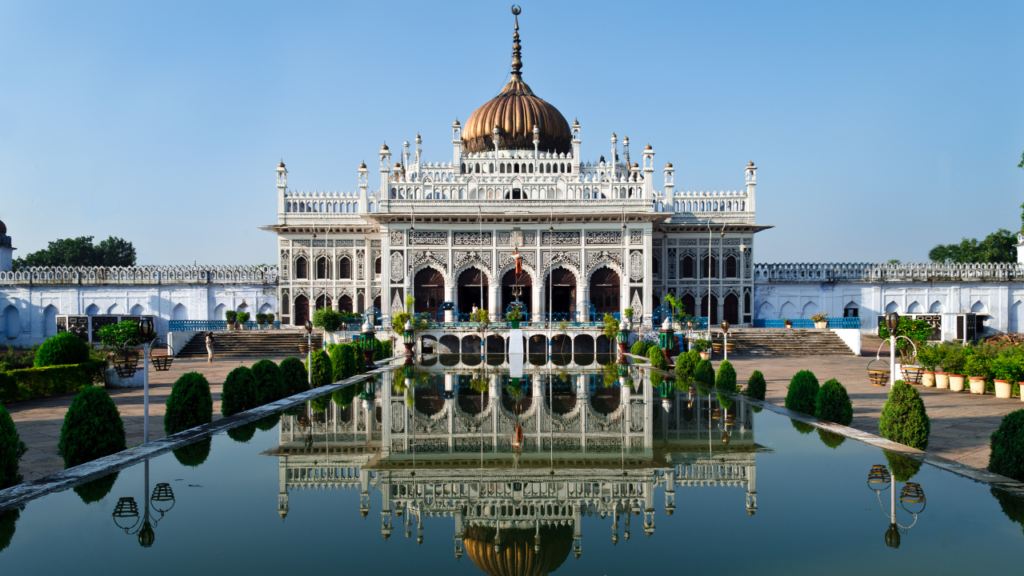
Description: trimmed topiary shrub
xmin=306 ymin=349 xmax=333 ymax=388
xmin=0 ymin=360 xmax=108 ymax=403
xmin=674 ymin=350 xmax=700 ymax=382
xmin=164 ymin=372 xmax=213 ymax=435
xmin=58 ymin=386 xmax=126 ymax=468
xmin=815 ymin=378 xmax=853 ymax=426
xmin=221 ymin=366 xmax=255 ymax=416
xmin=252 ymin=359 xmax=286 ymax=405
xmin=0 ymin=506 xmax=22 ymax=554
xmin=254 ymin=414 xmax=280 ymax=432
xmin=73 ymin=471 xmax=120 ymax=505
xmin=647 ymin=346 xmax=667 ymax=370
xmin=311 ymin=396 xmax=332 ymax=413
xmin=818 ymin=429 xmax=846 ymax=449
xmin=227 ymin=422 xmax=257 ymax=444
xmin=694 ymin=359 xmax=715 ymax=390
xmin=333 ymin=386 xmax=356 ymax=408
xmin=785 ymin=370 xmax=819 ymax=416
xmin=172 ymin=438 xmax=211 ymax=468
xmin=745 ymin=370 xmax=767 ymax=401
xmin=0 ymin=404 xmax=28 ymax=488
xmin=878 ymin=380 xmax=930 ymax=450
xmin=34 ymin=332 xmax=91 ymax=368
xmin=884 ymin=451 xmax=923 ymax=482
xmin=790 ymin=419 xmax=815 ymax=434
xmin=630 ymin=340 xmax=649 ymax=357
xmin=991 ymin=486 xmax=1024 ymax=536
xmin=330 ymin=344 xmax=348 ymax=381
xmin=344 ymin=345 xmax=362 ymax=376
xmin=988 ymin=409 xmax=1024 ymax=481
xmin=715 ymin=360 xmax=737 ymax=393
xmin=279 ymin=357 xmax=309 ymax=397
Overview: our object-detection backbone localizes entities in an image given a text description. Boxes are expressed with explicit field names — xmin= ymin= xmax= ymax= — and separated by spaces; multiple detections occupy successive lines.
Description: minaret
xmin=358 ymin=162 xmax=369 ymax=212
xmin=610 ymin=133 xmax=618 ymax=176
xmin=0 ymin=220 xmax=14 ymax=272
xmin=745 ymin=161 xmax=757 ymax=214
xmin=414 ymin=133 xmax=422 ymax=167
xmin=642 ymin=145 xmax=655 ymax=198
xmin=403 ymin=141 xmax=411 ymax=171
xmin=663 ymin=162 xmax=675 ymax=203
xmin=571 ymin=119 xmax=581 ymax=173
xmin=275 ymin=161 xmax=288 ymax=216
xmin=379 ymin=143 xmax=392 ymax=201
xmin=452 ymin=120 xmax=463 ymax=167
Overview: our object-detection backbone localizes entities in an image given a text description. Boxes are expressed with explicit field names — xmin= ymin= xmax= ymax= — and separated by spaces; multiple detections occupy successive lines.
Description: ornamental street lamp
xmin=361 ymin=319 xmax=377 ymax=371
xmin=304 ymin=320 xmax=314 ymax=388
xmin=135 ymin=317 xmax=157 ymax=444
xmin=112 ymin=461 xmax=175 ymax=548
xmin=720 ymin=321 xmax=730 ymax=361
xmin=865 ymin=462 xmax=926 ymax=548
xmin=617 ymin=317 xmax=631 ymax=364
xmin=658 ymin=317 xmax=674 ymax=366
xmin=885 ymin=311 xmax=900 ymax=388
xmin=403 ymin=319 xmax=414 ymax=357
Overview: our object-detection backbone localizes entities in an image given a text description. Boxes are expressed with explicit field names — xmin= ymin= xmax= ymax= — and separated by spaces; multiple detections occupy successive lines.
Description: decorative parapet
xmin=754 ymin=262 xmax=1024 ymax=283
xmin=0 ymin=265 xmax=279 ymax=286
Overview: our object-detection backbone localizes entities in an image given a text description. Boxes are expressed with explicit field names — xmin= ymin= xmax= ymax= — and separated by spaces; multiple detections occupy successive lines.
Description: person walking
xmin=206 ymin=332 xmax=215 ymax=364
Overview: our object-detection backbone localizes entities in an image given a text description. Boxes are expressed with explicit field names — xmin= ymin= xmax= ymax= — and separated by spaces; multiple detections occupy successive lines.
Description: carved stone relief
xmin=390 ymin=251 xmax=404 ymax=283
xmin=629 ymin=251 xmax=644 ymax=282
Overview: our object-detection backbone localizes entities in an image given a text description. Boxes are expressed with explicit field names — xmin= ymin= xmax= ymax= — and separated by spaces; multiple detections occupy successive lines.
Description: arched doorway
xmin=700 ymin=294 xmax=718 ymax=325
xmin=315 ymin=295 xmax=332 ymax=311
xmin=338 ymin=295 xmax=353 ymax=313
xmin=294 ymin=295 xmax=309 ymax=326
xmin=681 ymin=294 xmax=696 ymax=317
xmin=724 ymin=294 xmax=739 ymax=325
xmin=589 ymin=267 xmax=620 ymax=315
xmin=501 ymin=269 xmax=531 ymax=316
xmin=414 ymin=268 xmax=445 ymax=315
xmin=544 ymin=268 xmax=576 ymax=315
xmin=457 ymin=267 xmax=488 ymax=313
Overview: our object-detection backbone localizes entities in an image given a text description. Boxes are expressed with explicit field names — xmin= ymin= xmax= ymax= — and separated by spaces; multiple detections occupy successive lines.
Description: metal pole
xmin=143 ymin=345 xmax=150 ymax=444
xmin=890 ymin=336 xmax=896 ymax=388
xmin=308 ymin=330 xmax=312 ymax=387
xmin=724 ymin=332 xmax=728 ymax=361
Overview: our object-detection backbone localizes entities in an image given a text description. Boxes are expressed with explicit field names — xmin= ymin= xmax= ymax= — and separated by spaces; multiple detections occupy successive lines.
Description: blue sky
xmin=1 ymin=0 xmax=1021 ymax=265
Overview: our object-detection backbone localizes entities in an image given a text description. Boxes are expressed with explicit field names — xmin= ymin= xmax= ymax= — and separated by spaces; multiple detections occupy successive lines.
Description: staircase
xmin=720 ymin=328 xmax=855 ymax=356
xmin=175 ymin=330 xmax=324 ymax=359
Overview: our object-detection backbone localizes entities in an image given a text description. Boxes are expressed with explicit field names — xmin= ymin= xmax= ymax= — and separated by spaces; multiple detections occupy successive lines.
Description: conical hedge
xmin=715 ymin=360 xmax=737 ymax=393
xmin=306 ymin=349 xmax=333 ymax=388
xmin=0 ymin=404 xmax=27 ymax=488
xmin=815 ymin=378 xmax=853 ymax=426
xmin=58 ymin=386 xmax=126 ymax=468
xmin=221 ymin=366 xmax=256 ymax=416
xmin=164 ymin=372 xmax=213 ymax=435
xmin=988 ymin=409 xmax=1024 ymax=481
xmin=252 ymin=359 xmax=286 ymax=405
xmin=279 ymin=357 xmax=309 ymax=397
xmin=785 ymin=370 xmax=819 ymax=416
xmin=878 ymin=380 xmax=930 ymax=450
xmin=745 ymin=370 xmax=766 ymax=401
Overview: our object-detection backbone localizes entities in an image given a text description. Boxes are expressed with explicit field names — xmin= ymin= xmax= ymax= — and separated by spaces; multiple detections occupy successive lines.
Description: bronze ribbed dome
xmin=462 ymin=9 xmax=571 ymax=155
xmin=464 ymin=525 xmax=573 ymax=576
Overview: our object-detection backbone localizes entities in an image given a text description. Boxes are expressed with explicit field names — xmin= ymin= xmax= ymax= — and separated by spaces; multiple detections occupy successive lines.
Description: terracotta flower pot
xmin=699 ymin=351 xmax=710 ymax=361
xmin=948 ymin=374 xmax=965 ymax=392
xmin=968 ymin=376 xmax=986 ymax=395
xmin=994 ymin=380 xmax=1012 ymax=399
xmin=784 ymin=323 xmax=792 ymax=329
xmin=921 ymin=371 xmax=935 ymax=387
xmin=814 ymin=321 xmax=827 ymax=329
xmin=935 ymin=372 xmax=949 ymax=389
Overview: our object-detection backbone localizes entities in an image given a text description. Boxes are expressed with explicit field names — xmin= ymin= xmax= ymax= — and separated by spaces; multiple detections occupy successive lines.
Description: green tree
xmin=252 ymin=359 xmax=287 ymax=405
xmin=58 ymin=387 xmax=126 ymax=468
xmin=715 ymin=360 xmax=737 ymax=393
xmin=674 ymin=350 xmax=700 ymax=382
xmin=815 ymin=378 xmax=854 ymax=426
xmin=928 ymin=229 xmax=1017 ymax=263
xmin=95 ymin=236 xmax=137 ymax=266
xmin=0 ymin=405 xmax=28 ymax=488
xmin=221 ymin=366 xmax=256 ymax=416
xmin=878 ymin=380 xmax=931 ymax=450
xmin=163 ymin=372 xmax=213 ymax=435
xmin=278 ymin=357 xmax=309 ymax=397
xmin=785 ymin=370 xmax=819 ymax=416
xmin=988 ymin=409 xmax=1024 ymax=482
xmin=306 ymin=349 xmax=333 ymax=388
xmin=745 ymin=370 xmax=767 ymax=401
xmin=13 ymin=235 xmax=136 ymax=269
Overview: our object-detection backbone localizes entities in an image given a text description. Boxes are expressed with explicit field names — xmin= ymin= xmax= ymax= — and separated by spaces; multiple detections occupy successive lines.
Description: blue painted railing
xmin=753 ymin=317 xmax=861 ymax=329
xmin=169 ymin=320 xmax=282 ymax=331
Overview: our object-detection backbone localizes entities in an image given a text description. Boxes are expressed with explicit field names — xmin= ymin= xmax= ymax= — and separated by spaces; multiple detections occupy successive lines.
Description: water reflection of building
xmin=264 ymin=369 xmax=764 ymax=575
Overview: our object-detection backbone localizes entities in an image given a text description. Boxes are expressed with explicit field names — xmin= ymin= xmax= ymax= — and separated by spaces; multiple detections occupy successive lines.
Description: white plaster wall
xmin=830 ymin=328 xmax=861 ymax=355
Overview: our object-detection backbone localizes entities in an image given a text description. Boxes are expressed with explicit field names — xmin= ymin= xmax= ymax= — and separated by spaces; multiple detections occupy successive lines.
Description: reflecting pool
xmin=1 ymin=354 xmax=1023 ymax=575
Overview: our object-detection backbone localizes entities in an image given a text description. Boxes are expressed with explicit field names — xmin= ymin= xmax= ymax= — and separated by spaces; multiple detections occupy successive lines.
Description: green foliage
xmin=0 ymin=346 xmax=36 ymax=370
xmin=928 ymin=229 xmax=1017 ymax=263
xmin=624 ymin=307 xmax=635 ymax=320
xmin=647 ymin=346 xmax=667 ymax=370
xmin=224 ymin=310 xmax=237 ymax=323
xmin=0 ymin=404 xmax=28 ymax=488
xmin=221 ymin=366 xmax=255 ymax=416
xmin=988 ymin=409 xmax=1024 ymax=482
xmin=878 ymin=317 xmax=934 ymax=364
xmin=255 ymin=313 xmax=267 ymax=325
xmin=329 ymin=344 xmax=348 ymax=380
xmin=374 ymin=339 xmax=392 ymax=361
xmin=58 ymin=386 xmax=126 ymax=468
xmin=278 ymin=357 xmax=309 ymax=397
xmin=630 ymin=340 xmax=650 ymax=357
xmin=790 ymin=419 xmax=815 ymax=435
xmin=0 ymin=360 xmax=106 ymax=403
xmin=602 ymin=314 xmax=619 ymax=341
xmin=306 ymin=349 xmax=333 ymax=388
xmin=254 ymin=414 xmax=280 ymax=432
xmin=991 ymin=486 xmax=1024 ymax=537
xmin=470 ymin=309 xmax=490 ymax=325
xmin=343 ymin=344 xmax=362 ymax=377
xmin=252 ymin=359 xmax=287 ymax=404
xmin=333 ymin=385 xmax=357 ymax=408
xmin=818 ymin=429 xmax=846 ymax=449
xmin=312 ymin=308 xmax=343 ymax=331
xmin=785 ymin=370 xmax=820 ymax=416
xmin=236 ymin=311 xmax=250 ymax=324
xmin=73 ymin=471 xmax=120 ymax=505
xmin=506 ymin=304 xmax=524 ymax=321
xmin=34 ymin=332 xmax=91 ymax=368
xmin=163 ymin=372 xmax=213 ymax=435
xmin=172 ymin=438 xmax=211 ymax=468
xmin=815 ymin=378 xmax=853 ymax=426
xmin=694 ymin=359 xmax=715 ymax=388
xmin=745 ymin=370 xmax=767 ymax=401
xmin=674 ymin=350 xmax=700 ymax=382
xmin=878 ymin=380 xmax=931 ymax=450
xmin=226 ymin=422 xmax=257 ymax=444
xmin=692 ymin=338 xmax=711 ymax=352
xmin=0 ymin=507 xmax=22 ymax=554
xmin=715 ymin=360 xmax=737 ymax=393
xmin=311 ymin=396 xmax=332 ymax=413
xmin=884 ymin=451 xmax=923 ymax=483
xmin=13 ymin=235 xmax=136 ymax=270
xmin=96 ymin=320 xmax=142 ymax=350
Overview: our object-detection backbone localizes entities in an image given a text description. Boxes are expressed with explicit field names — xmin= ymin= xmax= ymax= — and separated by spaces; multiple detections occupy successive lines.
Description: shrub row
xmin=0 ymin=360 xmax=107 ymax=404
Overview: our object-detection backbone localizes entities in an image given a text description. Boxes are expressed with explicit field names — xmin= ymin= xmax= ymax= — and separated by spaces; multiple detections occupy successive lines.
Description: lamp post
xmin=617 ymin=317 xmax=631 ymax=364
xmin=885 ymin=311 xmax=900 ymax=388
xmin=112 ymin=460 xmax=175 ymax=547
xmin=866 ymin=463 xmax=926 ymax=548
xmin=135 ymin=317 xmax=156 ymax=444
xmin=403 ymin=319 xmax=414 ymax=357
xmin=361 ymin=319 xmax=377 ymax=371
xmin=658 ymin=317 xmax=674 ymax=366
xmin=304 ymin=320 xmax=313 ymax=388
xmin=720 ymin=321 xmax=730 ymax=361
xmin=686 ymin=320 xmax=693 ymax=353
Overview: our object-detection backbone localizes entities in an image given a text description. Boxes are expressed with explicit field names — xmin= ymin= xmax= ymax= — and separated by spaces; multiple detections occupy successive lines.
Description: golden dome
xmin=277 ymin=161 xmax=286 ymax=168
xmin=747 ymin=161 xmax=754 ymax=166
xmin=464 ymin=526 xmax=573 ymax=576
xmin=462 ymin=10 xmax=571 ymax=155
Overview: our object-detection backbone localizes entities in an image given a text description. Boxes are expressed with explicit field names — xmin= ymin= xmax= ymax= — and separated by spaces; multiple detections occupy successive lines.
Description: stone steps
xmin=709 ymin=329 xmax=855 ymax=356
xmin=175 ymin=330 xmax=324 ymax=358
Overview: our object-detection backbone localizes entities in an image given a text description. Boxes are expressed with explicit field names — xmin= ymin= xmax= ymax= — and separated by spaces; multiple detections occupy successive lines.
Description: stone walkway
xmin=7 ymin=358 xmax=282 ymax=482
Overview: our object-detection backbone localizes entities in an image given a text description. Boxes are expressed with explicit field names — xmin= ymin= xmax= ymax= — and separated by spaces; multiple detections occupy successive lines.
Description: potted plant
xmin=255 ymin=313 xmax=266 ymax=328
xmin=224 ymin=309 xmax=238 ymax=330
xmin=964 ymin=352 xmax=990 ymax=395
xmin=932 ymin=342 xmax=949 ymax=389
xmin=783 ymin=317 xmax=792 ymax=329
xmin=943 ymin=345 xmax=967 ymax=392
xmin=98 ymin=320 xmax=142 ymax=379
xmin=236 ymin=311 xmax=250 ymax=330
xmin=693 ymin=338 xmax=712 ymax=360
xmin=507 ymin=304 xmax=523 ymax=329
xmin=811 ymin=311 xmax=828 ymax=329
xmin=663 ymin=295 xmax=685 ymax=331
xmin=267 ymin=312 xmax=276 ymax=329
xmin=990 ymin=355 xmax=1016 ymax=400
xmin=917 ymin=343 xmax=937 ymax=387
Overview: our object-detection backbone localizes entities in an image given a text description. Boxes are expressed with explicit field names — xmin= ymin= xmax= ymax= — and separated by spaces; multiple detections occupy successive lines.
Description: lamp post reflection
xmin=111 ymin=461 xmax=175 ymax=547
xmin=866 ymin=463 xmax=926 ymax=548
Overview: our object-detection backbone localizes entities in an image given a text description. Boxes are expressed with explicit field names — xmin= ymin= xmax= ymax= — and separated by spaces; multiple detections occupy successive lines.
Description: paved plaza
xmin=5 ymin=343 xmax=1022 ymax=481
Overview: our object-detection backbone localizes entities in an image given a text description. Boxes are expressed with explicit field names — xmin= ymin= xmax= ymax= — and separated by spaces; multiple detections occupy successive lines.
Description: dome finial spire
xmin=511 ymin=5 xmax=523 ymax=80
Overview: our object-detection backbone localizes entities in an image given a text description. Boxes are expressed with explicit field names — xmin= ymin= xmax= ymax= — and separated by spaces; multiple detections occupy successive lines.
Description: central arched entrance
xmin=701 ymin=294 xmax=719 ymax=325
xmin=457 ymin=267 xmax=488 ymax=313
xmin=589 ymin=267 xmax=620 ymax=315
xmin=544 ymin=268 xmax=576 ymax=316
xmin=414 ymin=268 xmax=445 ymax=316
xmin=294 ymin=295 xmax=309 ymax=326
xmin=501 ymin=269 xmax=532 ymax=317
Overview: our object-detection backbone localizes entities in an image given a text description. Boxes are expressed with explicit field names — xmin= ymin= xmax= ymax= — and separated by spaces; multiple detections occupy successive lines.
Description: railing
xmin=752 ymin=317 xmax=861 ymax=329
xmin=168 ymin=320 xmax=282 ymax=331
xmin=754 ymin=262 xmax=1024 ymax=283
